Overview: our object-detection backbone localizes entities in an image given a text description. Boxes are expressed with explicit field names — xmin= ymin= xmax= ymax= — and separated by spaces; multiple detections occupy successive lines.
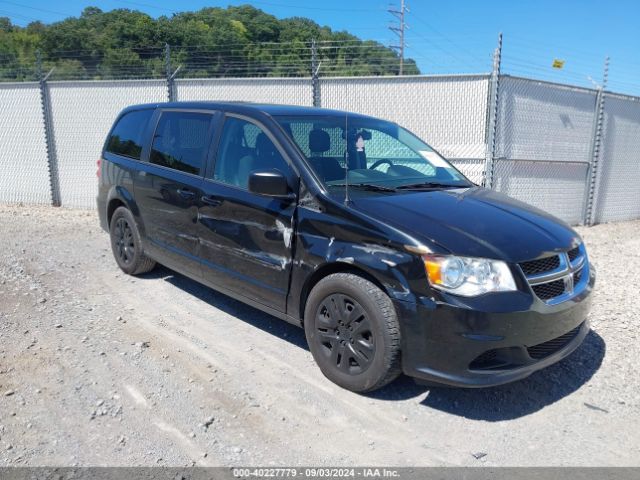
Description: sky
xmin=1 ymin=0 xmax=639 ymax=94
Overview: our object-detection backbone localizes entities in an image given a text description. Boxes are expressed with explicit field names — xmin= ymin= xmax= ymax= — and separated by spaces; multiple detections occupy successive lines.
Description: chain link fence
xmin=0 ymin=83 xmax=51 ymax=205
xmin=0 ymin=72 xmax=639 ymax=225
xmin=594 ymin=93 xmax=640 ymax=223
xmin=175 ymin=78 xmax=313 ymax=105
xmin=48 ymin=80 xmax=167 ymax=208
xmin=493 ymin=76 xmax=597 ymax=224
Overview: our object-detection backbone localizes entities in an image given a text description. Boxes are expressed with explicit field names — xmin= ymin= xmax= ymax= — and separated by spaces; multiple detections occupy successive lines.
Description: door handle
xmin=177 ymin=188 xmax=196 ymax=199
xmin=201 ymin=195 xmax=222 ymax=207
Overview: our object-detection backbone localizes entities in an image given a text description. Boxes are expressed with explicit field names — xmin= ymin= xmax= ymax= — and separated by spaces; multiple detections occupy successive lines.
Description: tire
xmin=304 ymin=272 xmax=401 ymax=393
xmin=109 ymin=206 xmax=156 ymax=275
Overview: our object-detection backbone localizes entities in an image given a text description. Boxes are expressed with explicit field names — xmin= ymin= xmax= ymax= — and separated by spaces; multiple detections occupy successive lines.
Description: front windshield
xmin=275 ymin=114 xmax=471 ymax=191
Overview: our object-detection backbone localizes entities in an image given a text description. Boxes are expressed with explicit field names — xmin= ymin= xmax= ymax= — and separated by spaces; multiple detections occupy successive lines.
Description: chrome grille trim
xmin=569 ymin=243 xmax=587 ymax=269
xmin=519 ymin=244 xmax=588 ymax=304
xmin=526 ymin=253 xmax=570 ymax=285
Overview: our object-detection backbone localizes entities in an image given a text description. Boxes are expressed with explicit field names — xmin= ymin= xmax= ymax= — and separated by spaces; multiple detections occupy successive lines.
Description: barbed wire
xmin=1 ymin=37 xmax=639 ymax=95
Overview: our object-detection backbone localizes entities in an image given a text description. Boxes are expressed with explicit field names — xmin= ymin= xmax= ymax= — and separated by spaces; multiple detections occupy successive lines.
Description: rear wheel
xmin=109 ymin=206 xmax=156 ymax=275
xmin=304 ymin=272 xmax=401 ymax=392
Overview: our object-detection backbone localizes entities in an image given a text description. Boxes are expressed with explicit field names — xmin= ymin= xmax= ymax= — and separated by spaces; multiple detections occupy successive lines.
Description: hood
xmin=350 ymin=187 xmax=581 ymax=263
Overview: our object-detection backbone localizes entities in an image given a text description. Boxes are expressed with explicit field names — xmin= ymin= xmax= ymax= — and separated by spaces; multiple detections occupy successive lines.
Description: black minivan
xmin=98 ymin=102 xmax=595 ymax=392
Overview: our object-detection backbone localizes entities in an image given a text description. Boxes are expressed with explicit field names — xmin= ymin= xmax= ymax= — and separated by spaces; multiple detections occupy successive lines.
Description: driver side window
xmin=213 ymin=116 xmax=290 ymax=189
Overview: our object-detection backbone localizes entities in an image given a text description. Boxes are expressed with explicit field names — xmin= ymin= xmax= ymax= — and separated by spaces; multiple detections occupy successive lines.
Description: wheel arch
xmin=298 ymin=262 xmax=389 ymax=324
xmin=107 ymin=198 xmax=126 ymax=227
xmin=105 ymin=185 xmax=144 ymax=235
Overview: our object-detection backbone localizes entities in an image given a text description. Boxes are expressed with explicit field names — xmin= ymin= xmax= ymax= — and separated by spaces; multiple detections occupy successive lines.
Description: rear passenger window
xmin=149 ymin=111 xmax=212 ymax=175
xmin=213 ymin=117 xmax=290 ymax=189
xmin=106 ymin=109 xmax=153 ymax=160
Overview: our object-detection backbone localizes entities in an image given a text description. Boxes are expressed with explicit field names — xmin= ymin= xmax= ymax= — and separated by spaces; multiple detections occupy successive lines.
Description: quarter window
xmin=106 ymin=109 xmax=153 ymax=160
xmin=213 ymin=117 xmax=289 ymax=189
xmin=150 ymin=111 xmax=212 ymax=175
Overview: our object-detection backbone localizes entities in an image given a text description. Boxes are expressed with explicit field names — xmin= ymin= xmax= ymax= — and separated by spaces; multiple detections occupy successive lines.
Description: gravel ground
xmin=0 ymin=204 xmax=638 ymax=467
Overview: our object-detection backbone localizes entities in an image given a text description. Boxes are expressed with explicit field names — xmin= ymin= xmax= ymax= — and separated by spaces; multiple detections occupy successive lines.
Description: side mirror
xmin=248 ymin=169 xmax=293 ymax=199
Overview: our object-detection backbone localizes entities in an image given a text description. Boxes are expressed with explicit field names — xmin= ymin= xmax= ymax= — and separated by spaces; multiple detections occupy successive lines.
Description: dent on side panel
xmin=197 ymin=217 xmax=292 ymax=274
xmin=289 ymin=206 xmax=423 ymax=320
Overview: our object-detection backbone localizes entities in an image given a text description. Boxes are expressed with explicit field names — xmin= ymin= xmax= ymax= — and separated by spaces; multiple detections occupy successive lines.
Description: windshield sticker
xmin=420 ymin=150 xmax=449 ymax=168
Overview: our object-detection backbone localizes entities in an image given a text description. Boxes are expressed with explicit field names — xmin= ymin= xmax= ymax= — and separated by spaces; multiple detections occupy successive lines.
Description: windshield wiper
xmin=330 ymin=183 xmax=397 ymax=192
xmin=395 ymin=181 xmax=467 ymax=190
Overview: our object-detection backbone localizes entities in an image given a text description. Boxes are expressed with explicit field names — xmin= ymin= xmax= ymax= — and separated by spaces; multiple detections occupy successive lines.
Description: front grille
xmin=469 ymin=349 xmax=498 ymax=370
xmin=468 ymin=349 xmax=514 ymax=370
xmin=468 ymin=323 xmax=585 ymax=372
xmin=519 ymin=246 xmax=587 ymax=303
xmin=519 ymin=255 xmax=560 ymax=275
xmin=567 ymin=246 xmax=581 ymax=262
xmin=527 ymin=324 xmax=582 ymax=359
xmin=531 ymin=279 xmax=566 ymax=300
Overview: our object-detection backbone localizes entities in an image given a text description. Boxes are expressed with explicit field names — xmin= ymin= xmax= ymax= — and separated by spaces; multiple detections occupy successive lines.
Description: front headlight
xmin=423 ymin=254 xmax=517 ymax=296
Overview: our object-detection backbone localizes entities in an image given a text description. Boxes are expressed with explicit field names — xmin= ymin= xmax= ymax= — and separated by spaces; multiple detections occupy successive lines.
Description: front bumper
xmin=396 ymin=262 xmax=595 ymax=388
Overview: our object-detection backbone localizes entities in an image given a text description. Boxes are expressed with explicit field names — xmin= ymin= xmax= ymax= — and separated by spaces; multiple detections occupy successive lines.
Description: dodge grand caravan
xmin=97 ymin=102 xmax=595 ymax=392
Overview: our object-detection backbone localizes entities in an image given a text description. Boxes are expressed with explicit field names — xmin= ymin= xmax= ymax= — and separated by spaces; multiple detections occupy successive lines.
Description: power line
xmin=409 ymin=13 xmax=489 ymax=69
xmin=0 ymin=1 xmax=73 ymax=18
xmin=405 ymin=31 xmax=489 ymax=72
xmin=117 ymin=0 xmax=374 ymax=14
xmin=40 ymin=41 xmax=406 ymax=58
xmin=0 ymin=7 xmax=40 ymax=22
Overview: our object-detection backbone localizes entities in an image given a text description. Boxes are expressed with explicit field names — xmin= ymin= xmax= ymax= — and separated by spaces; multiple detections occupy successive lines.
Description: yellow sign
xmin=552 ymin=59 xmax=565 ymax=69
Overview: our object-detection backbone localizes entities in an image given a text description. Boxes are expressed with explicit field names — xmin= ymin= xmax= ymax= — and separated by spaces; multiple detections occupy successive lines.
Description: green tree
xmin=0 ymin=4 xmax=419 ymax=81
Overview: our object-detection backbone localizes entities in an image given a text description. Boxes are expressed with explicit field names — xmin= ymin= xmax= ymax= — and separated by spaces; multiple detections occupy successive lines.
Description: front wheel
xmin=109 ymin=206 xmax=156 ymax=275
xmin=304 ymin=273 xmax=401 ymax=392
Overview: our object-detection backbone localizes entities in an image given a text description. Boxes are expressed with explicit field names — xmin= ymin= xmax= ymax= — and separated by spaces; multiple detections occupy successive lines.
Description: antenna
xmin=388 ymin=0 xmax=409 ymax=75
xmin=344 ymin=110 xmax=350 ymax=205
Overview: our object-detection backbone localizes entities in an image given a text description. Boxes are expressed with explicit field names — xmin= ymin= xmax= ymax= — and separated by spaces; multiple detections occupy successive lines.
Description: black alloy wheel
xmin=304 ymin=273 xmax=401 ymax=393
xmin=315 ymin=293 xmax=375 ymax=375
xmin=113 ymin=216 xmax=135 ymax=266
xmin=109 ymin=206 xmax=156 ymax=275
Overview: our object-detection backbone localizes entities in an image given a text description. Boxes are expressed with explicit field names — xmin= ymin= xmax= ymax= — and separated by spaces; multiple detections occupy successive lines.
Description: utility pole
xmin=389 ymin=0 xmax=408 ymax=75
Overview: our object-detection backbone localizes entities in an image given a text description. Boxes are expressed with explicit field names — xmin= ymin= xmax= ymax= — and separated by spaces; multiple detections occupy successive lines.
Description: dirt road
xmin=0 ymin=205 xmax=638 ymax=466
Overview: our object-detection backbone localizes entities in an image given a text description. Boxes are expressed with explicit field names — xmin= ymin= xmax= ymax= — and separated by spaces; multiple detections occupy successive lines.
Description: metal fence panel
xmin=0 ymin=83 xmax=50 ymax=205
xmin=493 ymin=77 xmax=599 ymax=223
xmin=175 ymin=78 xmax=313 ymax=105
xmin=48 ymin=80 xmax=167 ymax=208
xmin=493 ymin=160 xmax=589 ymax=225
xmin=594 ymin=94 xmax=640 ymax=223
xmin=496 ymin=76 xmax=597 ymax=162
